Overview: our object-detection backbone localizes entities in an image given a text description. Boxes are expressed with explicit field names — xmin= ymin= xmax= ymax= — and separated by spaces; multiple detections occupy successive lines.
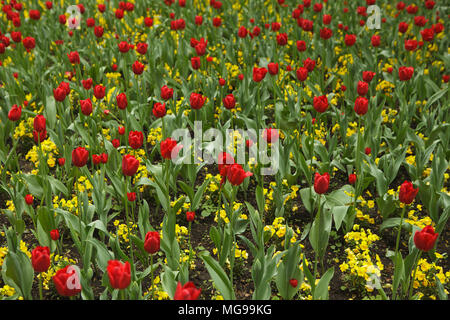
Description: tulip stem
xmin=124 ymin=176 xmax=135 ymax=281
xmin=309 ymin=115 xmax=316 ymax=221
xmin=38 ymin=273 xmax=43 ymax=300
xmin=188 ymin=221 xmax=192 ymax=273
xmin=150 ymin=254 xmax=154 ymax=300
xmin=408 ymin=250 xmax=422 ymax=300
xmin=75 ymin=167 xmax=83 ymax=249
xmin=313 ymin=194 xmax=322 ymax=281
xmin=395 ymin=205 xmax=407 ymax=257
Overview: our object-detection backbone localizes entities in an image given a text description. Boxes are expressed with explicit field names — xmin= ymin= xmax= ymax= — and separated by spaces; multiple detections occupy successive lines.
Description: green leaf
xmin=192 ymin=180 xmax=209 ymax=211
xmin=86 ymin=239 xmax=114 ymax=271
xmin=313 ymin=267 xmax=334 ymax=300
xmin=200 ymin=251 xmax=235 ymax=300
xmin=1 ymin=251 xmax=34 ymax=300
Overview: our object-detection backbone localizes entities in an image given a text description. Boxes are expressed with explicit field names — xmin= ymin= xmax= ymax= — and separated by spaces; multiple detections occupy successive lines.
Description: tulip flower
xmin=173 ymin=281 xmax=201 ymax=300
xmin=72 ymin=147 xmax=89 ymax=167
xmin=52 ymin=265 xmax=81 ymax=297
xmin=107 ymin=260 xmax=131 ymax=290
xmin=226 ymin=163 xmax=253 ymax=186
xmin=31 ymin=246 xmax=50 ymax=273
xmin=399 ymin=180 xmax=419 ymax=204
xmin=314 ymin=172 xmax=330 ymax=194
xmin=122 ymin=154 xmax=140 ymax=176
xmin=144 ymin=231 xmax=160 ymax=254
xmin=8 ymin=104 xmax=21 ymax=121
xmin=128 ymin=131 xmax=143 ymax=149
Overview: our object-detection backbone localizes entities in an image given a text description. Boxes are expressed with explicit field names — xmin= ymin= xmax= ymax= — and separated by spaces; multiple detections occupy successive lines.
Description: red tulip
xmin=320 ymin=27 xmax=333 ymax=40
xmin=116 ymin=93 xmax=128 ymax=110
xmin=296 ymin=67 xmax=308 ymax=81
xmin=371 ymin=35 xmax=381 ymax=47
xmin=398 ymin=66 xmax=414 ymax=81
xmin=8 ymin=104 xmax=21 ymax=121
xmin=80 ymin=98 xmax=93 ymax=116
xmin=354 ymin=96 xmax=369 ymax=116
xmin=107 ymin=260 xmax=131 ymax=289
xmin=94 ymin=85 xmax=106 ymax=99
xmin=82 ymin=78 xmax=93 ymax=90
xmin=398 ymin=22 xmax=409 ymax=33
xmin=112 ymin=139 xmax=120 ymax=148
xmin=22 ymin=37 xmax=35 ymax=50
xmin=405 ymin=39 xmax=418 ymax=51
xmin=227 ymin=163 xmax=253 ymax=186
xmin=303 ymin=58 xmax=316 ymax=72
xmin=297 ymin=40 xmax=307 ymax=52
xmin=186 ymin=211 xmax=195 ymax=222
xmin=67 ymin=51 xmax=80 ymax=64
xmin=253 ymin=67 xmax=267 ymax=82
xmin=144 ymin=231 xmax=160 ymax=254
xmin=52 ymin=265 xmax=82 ymax=296
xmin=289 ymin=279 xmax=298 ymax=288
xmin=128 ymin=131 xmax=143 ymax=149
xmin=122 ymin=154 xmax=140 ymax=176
xmin=94 ymin=26 xmax=104 ymax=38
xmin=276 ymin=33 xmax=288 ymax=46
xmin=420 ymin=28 xmax=434 ymax=42
xmin=262 ymin=128 xmax=279 ymax=143
xmin=132 ymin=60 xmax=145 ymax=75
xmin=29 ymin=9 xmax=41 ymax=20
xmin=53 ymin=86 xmax=67 ymax=102
xmin=399 ymin=180 xmax=418 ymax=204
xmin=356 ymin=81 xmax=369 ymax=96
xmin=314 ymin=172 xmax=330 ymax=194
xmin=212 ymin=17 xmax=222 ymax=27
xmin=190 ymin=92 xmax=206 ymax=110
xmin=313 ymin=95 xmax=328 ymax=113
xmin=173 ymin=282 xmax=201 ymax=300
xmin=223 ymin=94 xmax=236 ymax=110
xmin=50 ymin=229 xmax=60 ymax=241
xmin=136 ymin=42 xmax=148 ymax=55
xmin=31 ymin=246 xmax=50 ymax=273
xmin=348 ymin=173 xmax=357 ymax=185
xmin=153 ymin=102 xmax=166 ymax=118
xmin=237 ymin=26 xmax=248 ymax=38
xmin=161 ymin=85 xmax=174 ymax=100
xmin=362 ymin=71 xmax=376 ymax=83
xmin=414 ymin=226 xmax=438 ymax=252
xmin=34 ymin=115 xmax=46 ymax=132
xmin=191 ymin=56 xmax=201 ymax=70
xmin=344 ymin=34 xmax=356 ymax=46
xmin=118 ymin=41 xmax=130 ymax=53
xmin=72 ymin=147 xmax=89 ymax=167
xmin=267 ymin=62 xmax=279 ymax=76
xmin=92 ymin=154 xmax=102 ymax=165
xmin=160 ymin=138 xmax=181 ymax=159
xmin=25 ymin=194 xmax=33 ymax=205
xmin=127 ymin=192 xmax=136 ymax=202
xmin=323 ymin=14 xmax=332 ymax=25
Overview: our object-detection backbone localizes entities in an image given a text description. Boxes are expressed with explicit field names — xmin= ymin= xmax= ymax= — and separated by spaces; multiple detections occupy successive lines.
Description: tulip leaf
xmin=200 ymin=251 xmax=235 ymax=300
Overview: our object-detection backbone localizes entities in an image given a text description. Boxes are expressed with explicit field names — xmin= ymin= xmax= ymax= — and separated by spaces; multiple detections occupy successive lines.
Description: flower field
xmin=0 ymin=0 xmax=449 ymax=302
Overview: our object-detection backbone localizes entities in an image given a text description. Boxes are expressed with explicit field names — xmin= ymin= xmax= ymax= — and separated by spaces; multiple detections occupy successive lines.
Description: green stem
xmin=188 ymin=221 xmax=192 ymax=272
xmin=313 ymin=194 xmax=322 ymax=282
xmin=395 ymin=205 xmax=407 ymax=256
xmin=408 ymin=250 xmax=423 ymax=300
xmin=38 ymin=273 xmax=43 ymax=300
xmin=124 ymin=176 xmax=135 ymax=280
xmin=150 ymin=254 xmax=154 ymax=300
xmin=228 ymin=187 xmax=237 ymax=294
